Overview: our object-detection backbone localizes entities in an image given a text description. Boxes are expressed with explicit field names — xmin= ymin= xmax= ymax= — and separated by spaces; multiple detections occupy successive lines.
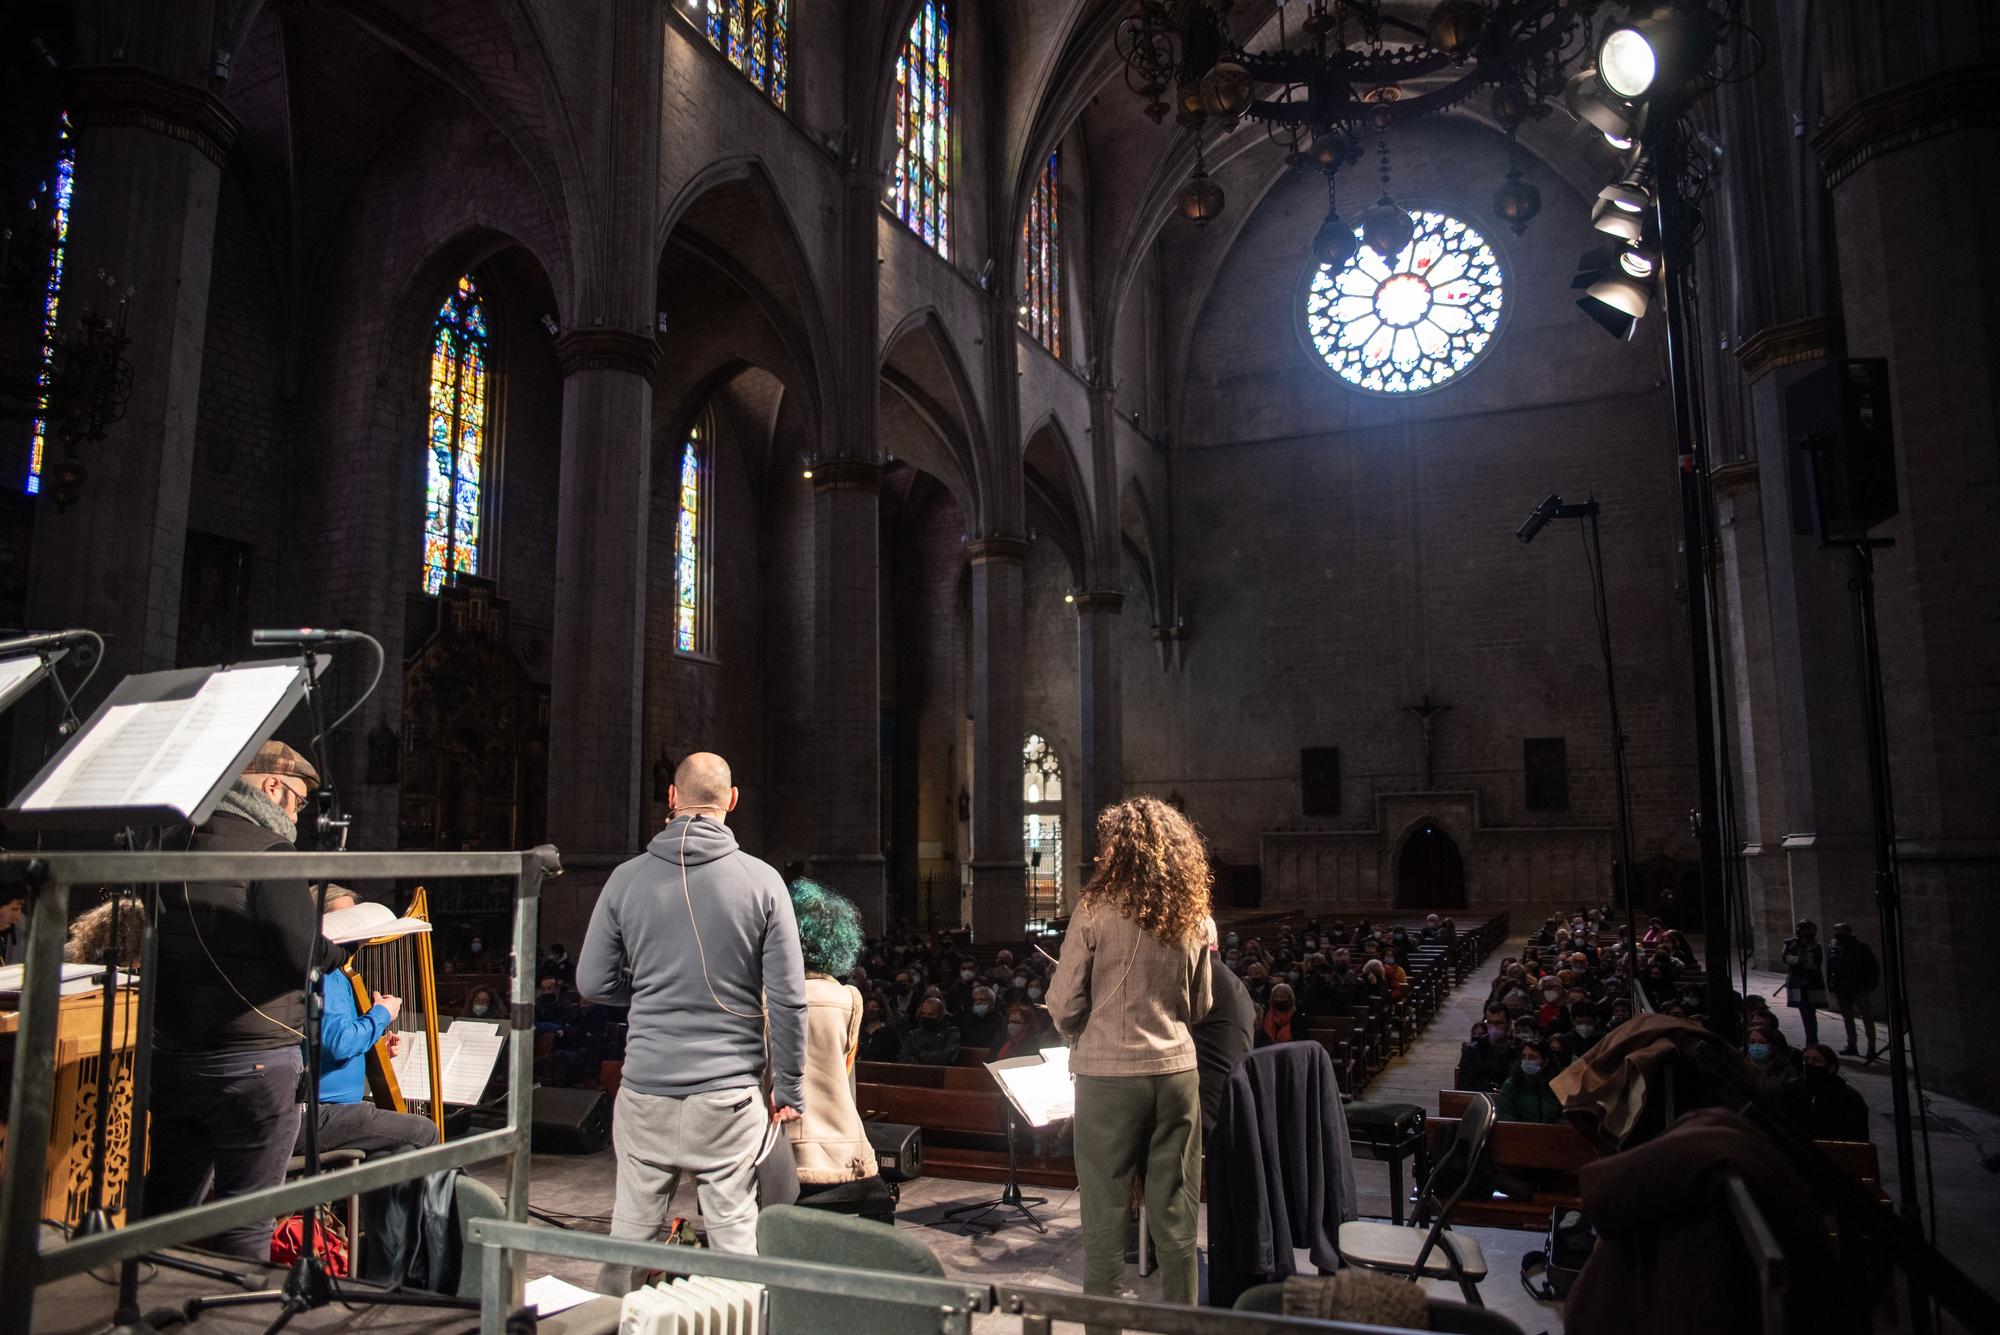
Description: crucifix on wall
xmin=1403 ymin=694 xmax=1451 ymax=790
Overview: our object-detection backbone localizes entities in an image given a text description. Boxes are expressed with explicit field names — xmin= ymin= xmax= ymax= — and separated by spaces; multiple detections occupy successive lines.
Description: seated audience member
xmin=1419 ymin=912 xmax=1442 ymax=942
xmin=464 ymin=985 xmax=500 ymax=1019
xmin=995 ymin=1002 xmax=1049 ymax=1061
xmin=1255 ymin=982 xmax=1299 ymax=1047
xmin=858 ymin=994 xmax=902 ymax=1062
xmin=945 ymin=956 xmax=980 ymax=1015
xmin=1785 ymin=1044 xmax=1870 ymax=1141
xmin=1536 ymin=977 xmax=1568 ymax=1030
xmin=1665 ymin=929 xmax=1698 ymax=970
xmin=1241 ymin=961 xmax=1272 ymax=1008
xmin=1746 ymin=1022 xmax=1798 ymax=1100
xmin=534 ymin=975 xmax=576 ymax=1033
xmin=1640 ymin=916 xmax=1667 ymax=948
xmin=957 ymin=984 xmax=1005 ymax=1050
xmin=898 ymin=996 xmax=961 ymax=1065
xmin=1543 ymin=1031 xmax=1575 ymax=1075
xmin=1568 ymin=1004 xmax=1604 ymax=1051
xmin=1497 ymin=1041 xmax=1565 ymax=1124
xmin=786 ymin=879 xmax=895 ymax=1213
xmin=537 ymin=942 xmax=576 ymax=988
xmin=1457 ymin=1006 xmax=1517 ymax=1091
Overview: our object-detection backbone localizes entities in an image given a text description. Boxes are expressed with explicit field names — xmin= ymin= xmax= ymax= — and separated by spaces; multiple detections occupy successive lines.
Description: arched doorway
xmin=1397 ymin=823 xmax=1465 ymax=910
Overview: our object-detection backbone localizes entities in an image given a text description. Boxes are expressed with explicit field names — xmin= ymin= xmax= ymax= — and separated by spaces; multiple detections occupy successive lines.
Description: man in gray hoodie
xmin=578 ymin=752 xmax=806 ymax=1279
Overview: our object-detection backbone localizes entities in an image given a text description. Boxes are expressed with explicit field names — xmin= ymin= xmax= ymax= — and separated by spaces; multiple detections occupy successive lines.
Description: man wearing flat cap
xmin=144 ymin=740 xmax=349 ymax=1258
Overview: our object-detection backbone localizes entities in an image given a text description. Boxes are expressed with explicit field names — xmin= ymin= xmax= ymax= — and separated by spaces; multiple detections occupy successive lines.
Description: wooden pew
xmin=1426 ymin=1095 xmax=1889 ymax=1230
xmin=853 ymin=1069 xmax=1077 ymax=1189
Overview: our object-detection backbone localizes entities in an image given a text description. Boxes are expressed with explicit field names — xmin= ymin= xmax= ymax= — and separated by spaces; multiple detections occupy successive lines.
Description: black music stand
xmin=940 ymin=1053 xmax=1069 ymax=1236
xmin=4 ymin=658 xmax=327 ymax=1329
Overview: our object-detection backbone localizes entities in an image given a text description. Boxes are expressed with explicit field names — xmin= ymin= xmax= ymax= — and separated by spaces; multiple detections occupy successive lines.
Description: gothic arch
xmin=880 ymin=307 xmax=990 ymax=527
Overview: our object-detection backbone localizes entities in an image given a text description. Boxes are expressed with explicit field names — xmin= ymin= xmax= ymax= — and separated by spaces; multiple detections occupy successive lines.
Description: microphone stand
xmin=1516 ymin=495 xmax=1641 ymax=974
xmin=175 ymin=632 xmax=474 ymax=1331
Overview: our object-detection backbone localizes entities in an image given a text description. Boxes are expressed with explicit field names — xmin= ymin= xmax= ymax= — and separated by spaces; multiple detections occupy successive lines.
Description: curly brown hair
xmin=1080 ymin=796 xmax=1212 ymax=946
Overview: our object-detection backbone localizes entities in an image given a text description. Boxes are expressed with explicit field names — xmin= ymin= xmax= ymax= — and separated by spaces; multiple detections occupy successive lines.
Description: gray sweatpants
xmin=600 ymin=1083 xmax=768 ymax=1294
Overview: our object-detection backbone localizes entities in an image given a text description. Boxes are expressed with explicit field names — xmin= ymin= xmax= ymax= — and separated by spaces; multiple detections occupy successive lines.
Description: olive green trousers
xmin=1071 ymin=1069 xmax=1202 ymax=1330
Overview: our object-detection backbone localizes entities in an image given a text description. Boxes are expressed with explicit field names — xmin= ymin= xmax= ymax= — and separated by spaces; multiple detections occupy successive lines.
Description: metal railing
xmin=0 ymin=847 xmax=558 ymax=1335
xmin=466 ymin=1216 xmax=1457 ymax=1335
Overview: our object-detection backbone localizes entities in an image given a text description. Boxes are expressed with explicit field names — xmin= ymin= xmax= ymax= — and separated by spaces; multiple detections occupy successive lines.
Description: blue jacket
xmin=313 ymin=971 xmax=391 ymax=1105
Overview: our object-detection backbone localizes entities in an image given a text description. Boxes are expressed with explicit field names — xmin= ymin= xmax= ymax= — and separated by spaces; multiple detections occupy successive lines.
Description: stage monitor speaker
xmin=532 ymin=1087 xmax=610 ymax=1154
xmin=1787 ymin=357 xmax=1897 ymax=541
xmin=865 ymin=1120 xmax=922 ymax=1183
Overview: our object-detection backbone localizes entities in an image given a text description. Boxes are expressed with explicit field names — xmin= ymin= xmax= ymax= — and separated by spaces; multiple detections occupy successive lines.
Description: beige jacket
xmin=783 ymin=975 xmax=879 ymax=1184
xmin=1047 ymin=900 xmax=1211 ymax=1077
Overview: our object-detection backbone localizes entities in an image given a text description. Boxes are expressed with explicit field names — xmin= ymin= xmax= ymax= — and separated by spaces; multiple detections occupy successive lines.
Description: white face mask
xmin=471 ymin=1003 xmax=492 ymax=1017
xmin=1012 ymin=974 xmax=1027 ymax=989
xmin=1027 ymin=986 xmax=1044 ymax=1000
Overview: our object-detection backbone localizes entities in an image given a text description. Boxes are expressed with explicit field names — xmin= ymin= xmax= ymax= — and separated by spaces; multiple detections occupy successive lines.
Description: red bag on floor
xmin=269 ymin=1207 xmax=350 ymax=1276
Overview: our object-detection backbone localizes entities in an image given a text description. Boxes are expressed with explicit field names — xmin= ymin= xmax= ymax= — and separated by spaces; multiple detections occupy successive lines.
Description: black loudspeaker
xmin=531 ymin=1087 xmax=610 ymax=1154
xmin=1787 ymin=357 xmax=1897 ymax=541
xmin=865 ymin=1120 xmax=922 ymax=1183
xmin=1300 ymin=746 xmax=1341 ymax=815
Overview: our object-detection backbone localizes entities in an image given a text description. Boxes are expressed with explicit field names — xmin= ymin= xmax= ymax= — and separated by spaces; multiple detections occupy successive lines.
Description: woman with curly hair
xmin=784 ymin=879 xmax=893 ymax=1216
xmin=1047 ymin=796 xmax=1213 ymax=1323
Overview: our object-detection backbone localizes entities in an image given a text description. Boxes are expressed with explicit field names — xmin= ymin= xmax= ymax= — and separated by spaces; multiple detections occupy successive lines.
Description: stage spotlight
xmin=1598 ymin=23 xmax=1661 ymax=100
xmin=1577 ymin=293 xmax=1640 ymax=341
xmin=1599 ymin=174 xmax=1652 ymax=214
xmin=1564 ymin=69 xmax=1637 ymax=139
xmin=1588 ymin=269 xmax=1653 ymax=319
xmin=1618 ymin=245 xmax=1658 ymax=279
xmin=1591 ymin=198 xmax=1646 ymax=243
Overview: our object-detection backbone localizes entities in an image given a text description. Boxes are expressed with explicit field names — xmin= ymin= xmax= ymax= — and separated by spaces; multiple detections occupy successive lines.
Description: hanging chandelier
xmin=1117 ymin=1 xmax=1677 ymax=258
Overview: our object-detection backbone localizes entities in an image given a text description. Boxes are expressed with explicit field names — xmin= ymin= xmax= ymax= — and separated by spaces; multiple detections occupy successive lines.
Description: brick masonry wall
xmin=1122 ymin=120 xmax=1700 ymax=904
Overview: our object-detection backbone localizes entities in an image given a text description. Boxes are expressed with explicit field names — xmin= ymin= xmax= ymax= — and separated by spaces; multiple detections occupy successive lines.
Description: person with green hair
xmin=784 ymin=879 xmax=893 ymax=1217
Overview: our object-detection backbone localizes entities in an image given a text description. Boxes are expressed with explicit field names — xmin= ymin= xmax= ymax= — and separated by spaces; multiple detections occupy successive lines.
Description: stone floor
xmin=473 ymin=939 xmax=1566 ymax=1335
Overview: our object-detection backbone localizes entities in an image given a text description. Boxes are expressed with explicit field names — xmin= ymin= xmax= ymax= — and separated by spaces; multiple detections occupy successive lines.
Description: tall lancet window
xmin=675 ymin=424 xmax=705 ymax=654
xmin=422 ymin=274 xmax=490 ymax=596
xmin=889 ymin=1 xmax=951 ymax=257
xmin=1020 ymin=152 xmax=1061 ymax=355
xmin=1023 ymin=733 xmax=1064 ymax=926
xmin=26 ymin=113 xmax=77 ymax=496
xmin=704 ymin=0 xmax=788 ymax=106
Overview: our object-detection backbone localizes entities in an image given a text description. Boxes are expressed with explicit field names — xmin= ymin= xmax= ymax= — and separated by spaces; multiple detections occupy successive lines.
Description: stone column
xmin=967 ymin=535 xmax=1027 ymax=941
xmin=24 ymin=69 xmax=235 ymax=688
xmin=1814 ymin=61 xmax=2000 ymax=1104
xmin=545 ymin=330 xmax=659 ymax=871
xmin=810 ymin=457 xmax=886 ymax=933
xmin=1072 ymin=589 xmax=1123 ymax=889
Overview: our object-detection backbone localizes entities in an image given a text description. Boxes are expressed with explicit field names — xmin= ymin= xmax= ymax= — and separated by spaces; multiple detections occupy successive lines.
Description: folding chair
xmin=1336 ymin=1091 xmax=1495 ymax=1306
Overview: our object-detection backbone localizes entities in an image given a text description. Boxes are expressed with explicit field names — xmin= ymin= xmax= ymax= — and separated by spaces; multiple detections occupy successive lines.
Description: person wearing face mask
xmin=1567 ymin=1004 xmax=1602 ymax=1051
xmin=1255 ymin=982 xmax=1300 ymax=1048
xmin=858 ymin=995 xmax=902 ymax=1062
xmin=464 ymin=985 xmax=499 ymax=1019
xmin=1744 ymin=1023 xmax=1799 ymax=1100
xmin=1497 ymin=1041 xmax=1564 ymax=1124
xmin=898 ymin=996 xmax=961 ymax=1065
xmin=957 ymin=984 xmax=1005 ymax=1050
xmin=1456 ymin=1004 xmax=1517 ymax=1092
xmin=995 ymin=1002 xmax=1048 ymax=1061
xmin=945 ymin=957 xmax=980 ymax=1016
xmin=1536 ymin=979 xmax=1567 ymax=1031
xmin=1781 ymin=919 xmax=1828 ymax=1046
xmin=1782 ymin=1044 xmax=1869 ymax=1140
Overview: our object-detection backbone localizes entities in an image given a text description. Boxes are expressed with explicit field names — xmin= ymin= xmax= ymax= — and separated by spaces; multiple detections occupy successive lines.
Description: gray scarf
xmin=214 ymin=777 xmax=297 ymax=844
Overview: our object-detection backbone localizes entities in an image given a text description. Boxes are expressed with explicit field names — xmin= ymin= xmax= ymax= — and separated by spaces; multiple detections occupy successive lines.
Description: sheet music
xmin=388 ymin=1020 xmax=504 ymax=1106
xmin=20 ymin=664 xmax=299 ymax=815
xmin=988 ymin=1048 xmax=1075 ymax=1127
xmin=0 ymin=655 xmax=46 ymax=711
xmin=322 ymin=901 xmax=433 ymax=945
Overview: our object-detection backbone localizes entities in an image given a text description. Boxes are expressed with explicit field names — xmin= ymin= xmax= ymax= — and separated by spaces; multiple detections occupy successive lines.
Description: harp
xmin=343 ymin=886 xmax=446 ymax=1138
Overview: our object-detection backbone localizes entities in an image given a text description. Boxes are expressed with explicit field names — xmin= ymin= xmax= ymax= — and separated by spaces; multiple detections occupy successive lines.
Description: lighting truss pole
xmin=1650 ymin=138 xmax=1738 ymax=1045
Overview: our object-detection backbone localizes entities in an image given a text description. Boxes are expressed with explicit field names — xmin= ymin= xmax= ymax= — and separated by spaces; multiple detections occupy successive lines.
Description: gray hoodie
xmin=577 ymin=815 xmax=807 ymax=1111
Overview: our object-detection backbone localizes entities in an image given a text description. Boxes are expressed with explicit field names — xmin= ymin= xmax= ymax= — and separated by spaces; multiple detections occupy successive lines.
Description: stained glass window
xmin=1023 ymin=733 xmax=1063 ymax=926
xmin=1020 ymin=151 xmax=1061 ymax=355
xmin=26 ymin=113 xmax=76 ymax=495
xmin=422 ymin=274 xmax=490 ymax=596
xmin=703 ymin=0 xmax=788 ymax=107
xmin=889 ymin=1 xmax=951 ymax=258
xmin=675 ymin=427 xmax=702 ymax=654
xmin=1305 ymin=209 xmax=1504 ymax=395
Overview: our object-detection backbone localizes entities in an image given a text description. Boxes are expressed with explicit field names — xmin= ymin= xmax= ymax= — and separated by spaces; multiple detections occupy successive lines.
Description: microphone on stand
xmin=250 ymin=627 xmax=364 ymax=646
xmin=0 ymin=627 xmax=100 ymax=656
